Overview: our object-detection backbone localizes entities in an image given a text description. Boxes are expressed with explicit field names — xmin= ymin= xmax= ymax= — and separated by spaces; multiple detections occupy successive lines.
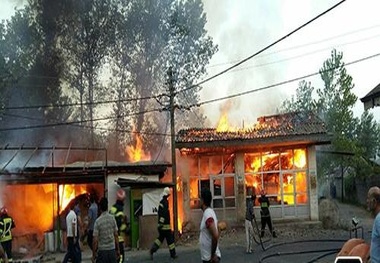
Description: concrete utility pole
xmin=168 ymin=67 xmax=179 ymax=237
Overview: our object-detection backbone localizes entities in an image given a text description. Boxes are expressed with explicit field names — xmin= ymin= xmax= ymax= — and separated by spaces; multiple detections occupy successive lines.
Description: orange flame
xmin=59 ymin=184 xmax=87 ymax=213
xmin=216 ymin=113 xmax=229 ymax=132
xmin=126 ymin=133 xmax=151 ymax=162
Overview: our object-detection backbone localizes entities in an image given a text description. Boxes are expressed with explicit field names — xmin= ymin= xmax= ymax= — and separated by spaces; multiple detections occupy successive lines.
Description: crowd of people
xmin=1 ymin=185 xmax=380 ymax=262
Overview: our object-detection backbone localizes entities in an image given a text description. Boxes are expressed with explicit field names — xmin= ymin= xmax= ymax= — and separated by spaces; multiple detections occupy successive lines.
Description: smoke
xmin=201 ymin=0 xmax=291 ymax=126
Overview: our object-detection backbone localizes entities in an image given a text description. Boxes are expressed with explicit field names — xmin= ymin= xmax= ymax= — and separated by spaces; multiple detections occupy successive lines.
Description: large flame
xmin=245 ymin=149 xmax=308 ymax=205
xmin=59 ymin=184 xmax=87 ymax=213
xmin=126 ymin=132 xmax=151 ymax=162
xmin=216 ymin=113 xmax=230 ymax=132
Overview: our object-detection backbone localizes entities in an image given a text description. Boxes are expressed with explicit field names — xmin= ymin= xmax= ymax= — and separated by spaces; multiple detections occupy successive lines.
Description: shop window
xmin=209 ymin=156 xmax=222 ymax=175
xmin=295 ymin=172 xmax=307 ymax=192
xmin=244 ymin=153 xmax=261 ymax=173
xmin=280 ymin=150 xmax=293 ymax=170
xmin=225 ymin=198 xmax=235 ymax=207
xmin=263 ymin=173 xmax=280 ymax=195
xmin=293 ymin=149 xmax=307 ymax=169
xmin=223 ymin=154 xmax=235 ymax=174
xmin=224 ymin=176 xmax=235 ymax=197
xmin=262 ymin=152 xmax=280 ymax=171
xmin=296 ymin=193 xmax=308 ymax=204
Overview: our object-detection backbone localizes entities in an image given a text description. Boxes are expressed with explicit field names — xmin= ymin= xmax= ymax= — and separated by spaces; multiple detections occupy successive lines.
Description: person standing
xmin=149 ymin=187 xmax=177 ymax=260
xmin=0 ymin=243 xmax=8 ymax=263
xmin=110 ymin=189 xmax=129 ymax=263
xmin=258 ymin=189 xmax=276 ymax=238
xmin=87 ymin=195 xmax=99 ymax=252
xmin=367 ymin=186 xmax=380 ymax=263
xmin=0 ymin=207 xmax=15 ymax=263
xmin=63 ymin=202 xmax=81 ymax=263
xmin=92 ymin=197 xmax=120 ymax=263
xmin=245 ymin=192 xmax=256 ymax=254
xmin=200 ymin=188 xmax=221 ymax=263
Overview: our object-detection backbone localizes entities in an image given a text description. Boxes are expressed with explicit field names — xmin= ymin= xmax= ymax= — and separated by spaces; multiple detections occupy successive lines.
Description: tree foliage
xmin=280 ymin=49 xmax=380 ymax=179
xmin=0 ymin=0 xmax=217 ymax=159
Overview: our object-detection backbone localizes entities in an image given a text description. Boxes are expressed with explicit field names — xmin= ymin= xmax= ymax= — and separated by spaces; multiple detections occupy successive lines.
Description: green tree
xmin=60 ymin=0 xmax=117 ymax=146
xmin=107 ymin=0 xmax=217 ymax=158
xmin=280 ymin=80 xmax=316 ymax=113
xmin=315 ymin=49 xmax=358 ymax=177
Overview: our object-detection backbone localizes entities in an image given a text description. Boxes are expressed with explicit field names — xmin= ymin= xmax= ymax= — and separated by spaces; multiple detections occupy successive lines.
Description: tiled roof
xmin=176 ymin=111 xmax=328 ymax=145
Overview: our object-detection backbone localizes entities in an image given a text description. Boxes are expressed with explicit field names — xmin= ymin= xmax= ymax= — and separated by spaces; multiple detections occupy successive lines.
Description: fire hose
xmin=250 ymin=217 xmax=347 ymax=262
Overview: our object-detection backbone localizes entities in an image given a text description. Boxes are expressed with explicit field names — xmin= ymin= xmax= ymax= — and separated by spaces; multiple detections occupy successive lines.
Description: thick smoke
xmin=201 ymin=0 xmax=290 ymax=126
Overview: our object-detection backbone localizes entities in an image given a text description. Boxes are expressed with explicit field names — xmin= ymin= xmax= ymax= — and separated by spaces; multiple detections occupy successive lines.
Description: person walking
xmin=63 ymin=202 xmax=81 ymax=263
xmin=87 ymin=195 xmax=99 ymax=251
xmin=258 ymin=189 xmax=276 ymax=238
xmin=92 ymin=197 xmax=120 ymax=263
xmin=245 ymin=192 xmax=256 ymax=254
xmin=367 ymin=186 xmax=380 ymax=263
xmin=149 ymin=187 xmax=177 ymax=260
xmin=200 ymin=188 xmax=221 ymax=263
xmin=110 ymin=189 xmax=129 ymax=263
xmin=0 ymin=207 xmax=15 ymax=263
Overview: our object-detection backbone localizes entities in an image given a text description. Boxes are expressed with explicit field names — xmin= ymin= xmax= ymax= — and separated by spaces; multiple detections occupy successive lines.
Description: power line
xmin=3 ymin=51 xmax=378 ymax=134
xmin=3 ymin=93 xmax=166 ymax=110
xmin=0 ymin=107 xmax=166 ymax=132
xmin=188 ymin=52 xmax=380 ymax=108
xmin=206 ymin=23 xmax=380 ymax=69
xmin=230 ymin=34 xmax=380 ymax=73
xmin=177 ymin=0 xmax=347 ymax=94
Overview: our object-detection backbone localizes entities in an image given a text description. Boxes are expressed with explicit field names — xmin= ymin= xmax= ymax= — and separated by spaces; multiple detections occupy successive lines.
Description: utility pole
xmin=168 ymin=67 xmax=179 ymax=237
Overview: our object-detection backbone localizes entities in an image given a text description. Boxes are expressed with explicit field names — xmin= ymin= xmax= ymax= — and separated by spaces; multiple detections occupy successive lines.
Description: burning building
xmin=175 ymin=111 xmax=331 ymax=227
xmin=0 ymin=145 xmax=172 ymax=256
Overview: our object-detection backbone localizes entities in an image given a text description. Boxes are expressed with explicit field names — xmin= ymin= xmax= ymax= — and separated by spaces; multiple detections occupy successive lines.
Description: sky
xmin=201 ymin=0 xmax=380 ymax=126
xmin=1 ymin=0 xmax=380 ymax=128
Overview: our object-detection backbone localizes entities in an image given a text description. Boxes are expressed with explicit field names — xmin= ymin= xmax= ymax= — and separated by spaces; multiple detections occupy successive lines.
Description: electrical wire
xmin=3 ymin=93 xmax=166 ymax=110
xmin=206 ymin=23 xmax=380 ymax=69
xmin=189 ymin=52 xmax=380 ymax=108
xmin=3 ymin=51 xmax=379 ymax=133
xmin=1 ymin=112 xmax=171 ymax=136
xmin=176 ymin=0 xmax=347 ymax=94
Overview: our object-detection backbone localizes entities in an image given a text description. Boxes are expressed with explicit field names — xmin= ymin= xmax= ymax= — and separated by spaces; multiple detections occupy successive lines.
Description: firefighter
xmin=149 ymin=187 xmax=177 ymax=260
xmin=0 ymin=207 xmax=15 ymax=263
xmin=0 ymin=242 xmax=8 ymax=263
xmin=258 ymin=190 xmax=276 ymax=238
xmin=110 ymin=189 xmax=129 ymax=263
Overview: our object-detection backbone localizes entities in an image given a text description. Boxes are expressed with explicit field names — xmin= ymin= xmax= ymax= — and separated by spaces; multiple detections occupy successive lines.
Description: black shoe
xmin=171 ymin=255 xmax=178 ymax=260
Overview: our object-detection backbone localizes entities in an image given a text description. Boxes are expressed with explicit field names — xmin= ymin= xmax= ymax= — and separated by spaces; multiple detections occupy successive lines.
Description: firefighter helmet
xmin=0 ymin=207 xmax=8 ymax=215
xmin=163 ymin=187 xmax=171 ymax=196
xmin=116 ymin=189 xmax=126 ymax=201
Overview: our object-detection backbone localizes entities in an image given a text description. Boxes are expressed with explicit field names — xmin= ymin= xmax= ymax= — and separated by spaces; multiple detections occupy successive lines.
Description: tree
xmin=107 ymin=0 xmax=217 ymax=158
xmin=280 ymin=80 xmax=316 ymax=113
xmin=59 ymin=0 xmax=117 ymax=146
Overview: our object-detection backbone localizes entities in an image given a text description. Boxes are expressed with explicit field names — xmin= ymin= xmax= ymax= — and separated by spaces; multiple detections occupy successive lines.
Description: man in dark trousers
xmin=149 ymin=187 xmax=177 ymax=260
xmin=245 ymin=191 xmax=256 ymax=254
xmin=0 ymin=207 xmax=15 ymax=263
xmin=258 ymin=189 xmax=276 ymax=238
xmin=110 ymin=189 xmax=128 ymax=263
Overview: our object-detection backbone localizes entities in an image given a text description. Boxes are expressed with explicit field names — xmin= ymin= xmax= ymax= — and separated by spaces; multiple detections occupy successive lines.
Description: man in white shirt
xmin=63 ymin=202 xmax=81 ymax=263
xmin=199 ymin=188 xmax=221 ymax=263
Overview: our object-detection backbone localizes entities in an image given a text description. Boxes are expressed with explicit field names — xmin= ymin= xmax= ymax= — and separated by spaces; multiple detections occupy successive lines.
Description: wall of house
xmin=235 ymin=153 xmax=246 ymax=222
xmin=179 ymin=145 xmax=320 ymax=229
xmin=307 ymin=145 xmax=319 ymax=221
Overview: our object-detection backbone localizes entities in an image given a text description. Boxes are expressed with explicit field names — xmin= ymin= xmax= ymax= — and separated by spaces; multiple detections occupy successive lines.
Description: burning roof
xmin=176 ymin=111 xmax=331 ymax=152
